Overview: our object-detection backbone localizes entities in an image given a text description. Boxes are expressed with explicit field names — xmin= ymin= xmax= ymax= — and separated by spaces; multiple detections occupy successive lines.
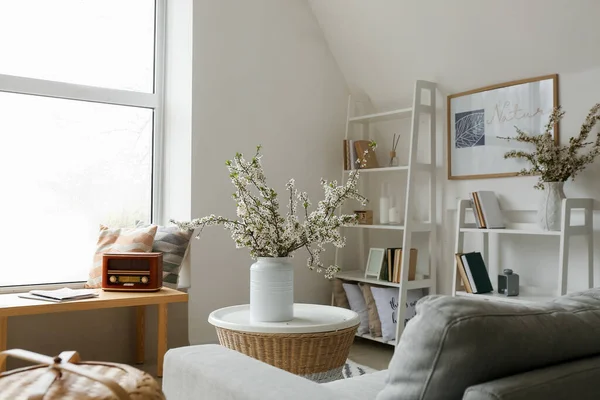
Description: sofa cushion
xmin=136 ymin=222 xmax=194 ymax=288
xmin=376 ymin=289 xmax=600 ymax=400
xmin=343 ymin=283 xmax=370 ymax=335
xmin=463 ymin=355 xmax=600 ymax=400
xmin=359 ymin=283 xmax=382 ymax=337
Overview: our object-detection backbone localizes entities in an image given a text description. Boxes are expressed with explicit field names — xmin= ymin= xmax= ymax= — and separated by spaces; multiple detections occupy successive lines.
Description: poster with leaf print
xmin=447 ymin=75 xmax=558 ymax=179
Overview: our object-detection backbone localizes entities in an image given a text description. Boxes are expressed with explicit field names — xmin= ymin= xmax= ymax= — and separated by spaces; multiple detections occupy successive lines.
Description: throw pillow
xmin=342 ymin=283 xmax=370 ymax=335
xmin=137 ymin=223 xmax=194 ymax=288
xmin=358 ymin=283 xmax=382 ymax=337
xmin=333 ymin=279 xmax=350 ymax=309
xmin=86 ymin=224 xmax=158 ymax=288
xmin=370 ymin=287 xmax=424 ymax=342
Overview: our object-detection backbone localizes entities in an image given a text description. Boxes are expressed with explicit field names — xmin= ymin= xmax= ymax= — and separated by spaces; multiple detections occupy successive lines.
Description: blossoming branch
xmin=499 ymin=104 xmax=600 ymax=189
xmin=171 ymin=145 xmax=371 ymax=278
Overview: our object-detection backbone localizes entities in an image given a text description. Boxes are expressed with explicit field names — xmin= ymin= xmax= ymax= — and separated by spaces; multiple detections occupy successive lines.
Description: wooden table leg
xmin=0 ymin=316 xmax=7 ymax=372
xmin=136 ymin=306 xmax=146 ymax=365
xmin=157 ymin=303 xmax=168 ymax=377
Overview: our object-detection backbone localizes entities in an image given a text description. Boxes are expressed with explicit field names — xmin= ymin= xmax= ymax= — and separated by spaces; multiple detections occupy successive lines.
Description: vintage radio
xmin=101 ymin=252 xmax=163 ymax=292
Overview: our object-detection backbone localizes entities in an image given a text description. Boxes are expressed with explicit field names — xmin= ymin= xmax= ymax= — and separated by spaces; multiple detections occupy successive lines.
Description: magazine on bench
xmin=18 ymin=288 xmax=99 ymax=303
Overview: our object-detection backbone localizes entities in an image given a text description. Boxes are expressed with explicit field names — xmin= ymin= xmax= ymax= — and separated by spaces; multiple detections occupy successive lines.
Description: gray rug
xmin=343 ymin=359 xmax=377 ymax=379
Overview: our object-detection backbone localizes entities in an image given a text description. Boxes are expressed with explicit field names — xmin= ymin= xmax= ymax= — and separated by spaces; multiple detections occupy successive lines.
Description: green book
xmin=461 ymin=252 xmax=493 ymax=294
xmin=379 ymin=253 xmax=389 ymax=281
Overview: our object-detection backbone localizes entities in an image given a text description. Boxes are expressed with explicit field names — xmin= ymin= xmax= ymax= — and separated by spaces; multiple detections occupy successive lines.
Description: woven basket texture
xmin=0 ymin=361 xmax=164 ymax=400
xmin=215 ymin=325 xmax=358 ymax=375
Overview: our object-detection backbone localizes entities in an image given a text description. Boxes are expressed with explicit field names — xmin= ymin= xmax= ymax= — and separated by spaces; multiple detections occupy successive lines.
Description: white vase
xmin=250 ymin=257 xmax=294 ymax=322
xmin=537 ymin=182 xmax=566 ymax=231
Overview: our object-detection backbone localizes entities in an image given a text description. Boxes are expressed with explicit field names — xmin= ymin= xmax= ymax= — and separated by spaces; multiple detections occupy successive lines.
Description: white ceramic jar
xmin=249 ymin=257 xmax=294 ymax=322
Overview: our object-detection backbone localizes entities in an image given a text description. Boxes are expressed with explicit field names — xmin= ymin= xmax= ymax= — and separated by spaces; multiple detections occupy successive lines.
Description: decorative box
xmin=354 ymin=210 xmax=373 ymax=225
xmin=0 ymin=349 xmax=164 ymax=400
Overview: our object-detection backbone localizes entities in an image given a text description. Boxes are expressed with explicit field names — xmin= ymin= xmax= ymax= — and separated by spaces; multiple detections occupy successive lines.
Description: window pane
xmin=0 ymin=93 xmax=152 ymax=286
xmin=0 ymin=0 xmax=155 ymax=92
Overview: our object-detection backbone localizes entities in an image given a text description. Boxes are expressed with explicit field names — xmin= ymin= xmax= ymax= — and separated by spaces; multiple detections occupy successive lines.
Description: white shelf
xmin=459 ymin=227 xmax=560 ymax=236
xmin=335 ymin=81 xmax=439 ymax=344
xmin=335 ymin=270 xmax=433 ymax=290
xmin=343 ymin=163 xmax=432 ymax=174
xmin=348 ymin=108 xmax=412 ymax=124
xmin=345 ymin=224 xmax=405 ymax=230
xmin=344 ymin=223 xmax=431 ymax=232
xmin=343 ymin=166 xmax=409 ymax=173
xmin=355 ymin=333 xmax=396 ymax=346
xmin=452 ymin=198 xmax=594 ymax=300
xmin=455 ymin=286 xmax=557 ymax=304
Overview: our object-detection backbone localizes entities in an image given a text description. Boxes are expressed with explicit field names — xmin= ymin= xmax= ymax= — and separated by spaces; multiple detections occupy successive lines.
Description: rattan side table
xmin=208 ymin=303 xmax=359 ymax=383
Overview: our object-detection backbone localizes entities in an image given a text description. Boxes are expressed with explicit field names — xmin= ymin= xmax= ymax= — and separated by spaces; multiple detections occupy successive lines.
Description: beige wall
xmin=186 ymin=0 xmax=350 ymax=344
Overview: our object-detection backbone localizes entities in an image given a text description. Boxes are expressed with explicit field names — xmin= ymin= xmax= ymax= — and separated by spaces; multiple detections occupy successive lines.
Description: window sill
xmin=0 ymin=281 xmax=86 ymax=295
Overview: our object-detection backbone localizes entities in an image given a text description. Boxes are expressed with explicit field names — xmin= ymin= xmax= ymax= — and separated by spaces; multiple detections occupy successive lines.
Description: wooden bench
xmin=0 ymin=287 xmax=188 ymax=377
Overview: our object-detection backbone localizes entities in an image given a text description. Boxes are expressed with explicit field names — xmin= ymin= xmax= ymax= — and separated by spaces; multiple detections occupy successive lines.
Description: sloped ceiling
xmin=308 ymin=0 xmax=600 ymax=108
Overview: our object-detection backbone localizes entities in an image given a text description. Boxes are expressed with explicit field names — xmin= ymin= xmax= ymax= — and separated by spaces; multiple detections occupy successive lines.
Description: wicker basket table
xmin=208 ymin=304 xmax=359 ymax=383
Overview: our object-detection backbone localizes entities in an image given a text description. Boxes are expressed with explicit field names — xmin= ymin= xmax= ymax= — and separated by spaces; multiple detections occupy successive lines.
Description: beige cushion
xmin=85 ymin=225 xmax=158 ymax=288
xmin=358 ymin=283 xmax=382 ymax=337
xmin=333 ymin=279 xmax=350 ymax=309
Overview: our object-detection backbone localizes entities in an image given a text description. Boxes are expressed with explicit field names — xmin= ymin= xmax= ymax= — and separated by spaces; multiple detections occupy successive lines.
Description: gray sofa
xmin=163 ymin=289 xmax=600 ymax=399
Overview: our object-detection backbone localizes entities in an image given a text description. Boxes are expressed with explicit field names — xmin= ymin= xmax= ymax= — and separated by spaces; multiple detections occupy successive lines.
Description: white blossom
xmin=171 ymin=145 xmax=370 ymax=279
xmin=499 ymin=104 xmax=600 ymax=189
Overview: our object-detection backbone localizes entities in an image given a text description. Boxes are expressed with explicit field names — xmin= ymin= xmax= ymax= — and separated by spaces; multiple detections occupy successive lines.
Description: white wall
xmin=183 ymin=0 xmax=349 ymax=344
xmin=309 ymin=0 xmax=600 ymax=295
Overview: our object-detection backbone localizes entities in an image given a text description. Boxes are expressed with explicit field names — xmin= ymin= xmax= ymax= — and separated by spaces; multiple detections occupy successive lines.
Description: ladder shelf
xmin=333 ymin=80 xmax=438 ymax=346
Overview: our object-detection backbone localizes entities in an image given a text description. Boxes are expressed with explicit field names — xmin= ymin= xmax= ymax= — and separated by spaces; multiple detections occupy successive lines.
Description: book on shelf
xmin=382 ymin=248 xmax=418 ymax=283
xmin=456 ymin=252 xmax=493 ymax=294
xmin=393 ymin=248 xmax=418 ymax=283
xmin=342 ymin=140 xmax=349 ymax=170
xmin=471 ymin=192 xmax=486 ymax=228
xmin=470 ymin=193 xmax=484 ymax=228
xmin=348 ymin=139 xmax=358 ymax=169
xmin=470 ymin=191 xmax=504 ymax=229
xmin=455 ymin=253 xmax=473 ymax=293
xmin=354 ymin=140 xmax=379 ymax=169
xmin=477 ymin=191 xmax=504 ymax=229
xmin=19 ymin=288 xmax=99 ymax=303
xmin=386 ymin=247 xmax=400 ymax=282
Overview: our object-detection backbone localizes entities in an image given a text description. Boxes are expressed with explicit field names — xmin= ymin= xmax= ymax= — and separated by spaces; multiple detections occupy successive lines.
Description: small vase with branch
xmin=171 ymin=144 xmax=371 ymax=322
xmin=499 ymin=104 xmax=600 ymax=230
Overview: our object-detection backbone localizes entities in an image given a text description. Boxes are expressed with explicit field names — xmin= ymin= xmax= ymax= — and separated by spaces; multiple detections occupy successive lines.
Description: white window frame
xmin=0 ymin=0 xmax=166 ymax=292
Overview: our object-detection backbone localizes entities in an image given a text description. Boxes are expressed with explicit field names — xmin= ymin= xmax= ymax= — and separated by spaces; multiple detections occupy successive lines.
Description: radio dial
xmin=141 ymin=276 xmax=149 ymax=284
xmin=109 ymin=275 xmax=117 ymax=283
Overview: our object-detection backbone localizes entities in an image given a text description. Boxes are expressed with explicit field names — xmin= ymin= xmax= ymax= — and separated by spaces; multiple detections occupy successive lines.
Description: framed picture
xmin=447 ymin=74 xmax=558 ymax=180
xmin=365 ymin=248 xmax=385 ymax=279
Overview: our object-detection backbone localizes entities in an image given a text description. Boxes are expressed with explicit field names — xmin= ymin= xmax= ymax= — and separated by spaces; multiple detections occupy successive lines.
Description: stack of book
xmin=470 ymin=191 xmax=504 ymax=229
xmin=18 ymin=288 xmax=99 ymax=303
xmin=455 ymin=252 xmax=493 ymax=294
xmin=379 ymin=248 xmax=418 ymax=283
xmin=343 ymin=139 xmax=379 ymax=170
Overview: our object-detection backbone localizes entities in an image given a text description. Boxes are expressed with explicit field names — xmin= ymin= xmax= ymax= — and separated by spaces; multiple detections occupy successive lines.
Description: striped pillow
xmin=85 ymin=224 xmax=158 ymax=288
xmin=136 ymin=223 xmax=193 ymax=288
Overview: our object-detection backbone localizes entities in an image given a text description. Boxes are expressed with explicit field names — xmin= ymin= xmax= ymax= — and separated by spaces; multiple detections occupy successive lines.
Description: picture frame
xmin=447 ymin=74 xmax=559 ymax=180
xmin=365 ymin=248 xmax=386 ymax=279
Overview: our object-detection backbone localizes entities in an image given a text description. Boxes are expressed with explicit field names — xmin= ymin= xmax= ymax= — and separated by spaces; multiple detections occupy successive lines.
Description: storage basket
xmin=0 ymin=349 xmax=164 ymax=400
xmin=215 ymin=324 xmax=358 ymax=382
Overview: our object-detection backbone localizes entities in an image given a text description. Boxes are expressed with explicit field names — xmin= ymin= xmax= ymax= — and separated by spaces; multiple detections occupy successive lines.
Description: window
xmin=0 ymin=0 xmax=164 ymax=287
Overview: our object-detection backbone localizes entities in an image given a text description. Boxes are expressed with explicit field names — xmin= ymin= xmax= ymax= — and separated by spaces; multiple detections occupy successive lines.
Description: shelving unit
xmin=333 ymin=80 xmax=438 ymax=345
xmin=452 ymin=198 xmax=594 ymax=303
